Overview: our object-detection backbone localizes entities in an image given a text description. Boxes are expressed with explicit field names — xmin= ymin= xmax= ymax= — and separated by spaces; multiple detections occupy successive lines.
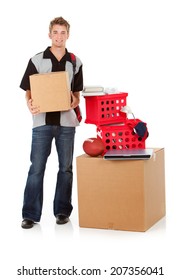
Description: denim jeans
xmin=22 ymin=125 xmax=75 ymax=222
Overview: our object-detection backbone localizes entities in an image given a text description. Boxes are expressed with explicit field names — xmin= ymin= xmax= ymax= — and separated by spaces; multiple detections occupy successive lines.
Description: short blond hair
xmin=49 ymin=17 xmax=70 ymax=33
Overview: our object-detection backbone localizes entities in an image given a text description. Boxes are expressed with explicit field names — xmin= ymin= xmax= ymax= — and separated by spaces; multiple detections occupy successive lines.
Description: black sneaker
xmin=21 ymin=219 xmax=34 ymax=229
xmin=56 ymin=214 xmax=69 ymax=225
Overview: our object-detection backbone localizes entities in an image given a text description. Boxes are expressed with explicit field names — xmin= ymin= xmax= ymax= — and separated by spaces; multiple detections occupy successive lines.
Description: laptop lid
xmin=103 ymin=148 xmax=153 ymax=160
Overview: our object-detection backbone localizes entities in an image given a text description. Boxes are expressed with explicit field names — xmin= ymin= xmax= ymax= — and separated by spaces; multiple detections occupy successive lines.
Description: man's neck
xmin=50 ymin=46 xmax=66 ymax=61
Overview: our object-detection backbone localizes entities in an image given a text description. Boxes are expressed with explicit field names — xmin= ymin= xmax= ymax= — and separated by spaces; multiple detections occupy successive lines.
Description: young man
xmin=20 ymin=17 xmax=83 ymax=229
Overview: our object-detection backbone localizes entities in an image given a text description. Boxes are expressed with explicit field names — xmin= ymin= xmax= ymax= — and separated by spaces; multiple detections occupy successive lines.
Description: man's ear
xmin=48 ymin=33 xmax=52 ymax=39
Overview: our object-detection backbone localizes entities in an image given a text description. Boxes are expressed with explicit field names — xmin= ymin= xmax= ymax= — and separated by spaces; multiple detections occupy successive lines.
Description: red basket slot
xmin=84 ymin=92 xmax=128 ymax=125
xmin=97 ymin=119 xmax=146 ymax=152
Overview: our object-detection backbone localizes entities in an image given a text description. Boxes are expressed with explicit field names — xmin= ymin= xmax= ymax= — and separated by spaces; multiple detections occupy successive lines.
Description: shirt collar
xmin=43 ymin=47 xmax=70 ymax=61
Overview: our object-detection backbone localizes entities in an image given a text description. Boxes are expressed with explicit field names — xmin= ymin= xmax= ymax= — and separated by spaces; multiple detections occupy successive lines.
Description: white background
xmin=1 ymin=0 xmax=181 ymax=279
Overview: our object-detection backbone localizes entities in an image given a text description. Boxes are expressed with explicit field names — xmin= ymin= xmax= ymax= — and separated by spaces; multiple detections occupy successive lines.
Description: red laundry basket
xmin=97 ymin=119 xmax=146 ymax=152
xmin=84 ymin=93 xmax=128 ymax=125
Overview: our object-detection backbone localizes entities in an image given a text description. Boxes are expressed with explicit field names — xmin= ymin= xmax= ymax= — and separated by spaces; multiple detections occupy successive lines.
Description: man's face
xmin=49 ymin=24 xmax=69 ymax=48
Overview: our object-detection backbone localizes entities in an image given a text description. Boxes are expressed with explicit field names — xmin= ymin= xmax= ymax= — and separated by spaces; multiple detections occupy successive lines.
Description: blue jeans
xmin=22 ymin=125 xmax=75 ymax=222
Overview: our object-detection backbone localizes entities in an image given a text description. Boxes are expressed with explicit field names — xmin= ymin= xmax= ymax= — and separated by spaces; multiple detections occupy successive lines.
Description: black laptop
xmin=103 ymin=148 xmax=153 ymax=160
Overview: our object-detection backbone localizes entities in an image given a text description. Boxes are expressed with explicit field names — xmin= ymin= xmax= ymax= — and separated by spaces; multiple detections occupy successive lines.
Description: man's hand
xmin=71 ymin=91 xmax=80 ymax=109
xmin=26 ymin=90 xmax=40 ymax=115
xmin=27 ymin=99 xmax=40 ymax=115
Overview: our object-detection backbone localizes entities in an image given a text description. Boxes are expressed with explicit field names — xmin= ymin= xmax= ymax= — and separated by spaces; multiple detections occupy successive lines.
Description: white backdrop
xmin=1 ymin=0 xmax=181 ymax=279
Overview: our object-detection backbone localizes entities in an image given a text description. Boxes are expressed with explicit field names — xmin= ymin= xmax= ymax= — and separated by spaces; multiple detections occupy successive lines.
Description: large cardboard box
xmin=76 ymin=148 xmax=166 ymax=232
xmin=30 ymin=71 xmax=71 ymax=112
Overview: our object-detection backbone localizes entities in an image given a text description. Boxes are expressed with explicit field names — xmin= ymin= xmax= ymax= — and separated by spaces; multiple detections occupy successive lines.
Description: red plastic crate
xmin=84 ymin=92 xmax=128 ymax=125
xmin=97 ymin=119 xmax=146 ymax=152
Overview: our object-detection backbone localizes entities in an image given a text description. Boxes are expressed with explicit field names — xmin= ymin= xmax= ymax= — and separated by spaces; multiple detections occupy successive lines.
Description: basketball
xmin=83 ymin=137 xmax=105 ymax=157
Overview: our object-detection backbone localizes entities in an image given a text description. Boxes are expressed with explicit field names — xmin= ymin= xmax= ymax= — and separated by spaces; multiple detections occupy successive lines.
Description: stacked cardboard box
xmin=76 ymin=148 xmax=165 ymax=232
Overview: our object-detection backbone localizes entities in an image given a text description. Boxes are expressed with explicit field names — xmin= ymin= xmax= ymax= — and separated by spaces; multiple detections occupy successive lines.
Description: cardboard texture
xmin=30 ymin=71 xmax=71 ymax=112
xmin=76 ymin=148 xmax=166 ymax=232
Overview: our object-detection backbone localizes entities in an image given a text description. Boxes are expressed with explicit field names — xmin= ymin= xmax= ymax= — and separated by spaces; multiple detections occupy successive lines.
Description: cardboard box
xmin=76 ymin=148 xmax=166 ymax=232
xmin=30 ymin=71 xmax=71 ymax=112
